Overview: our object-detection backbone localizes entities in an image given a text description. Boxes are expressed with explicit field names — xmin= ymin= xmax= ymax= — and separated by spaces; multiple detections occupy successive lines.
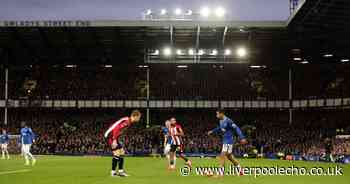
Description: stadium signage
xmin=0 ymin=20 xmax=91 ymax=27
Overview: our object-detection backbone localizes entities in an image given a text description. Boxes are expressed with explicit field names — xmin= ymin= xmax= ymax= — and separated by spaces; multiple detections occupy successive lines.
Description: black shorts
xmin=170 ymin=144 xmax=184 ymax=153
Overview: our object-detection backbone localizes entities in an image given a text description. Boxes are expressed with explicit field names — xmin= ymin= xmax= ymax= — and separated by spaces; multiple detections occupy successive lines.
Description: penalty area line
xmin=0 ymin=169 xmax=31 ymax=175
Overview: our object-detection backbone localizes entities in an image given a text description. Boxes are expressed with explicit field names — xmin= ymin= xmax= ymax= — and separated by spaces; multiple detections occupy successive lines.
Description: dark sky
xmin=0 ymin=0 xmax=290 ymax=20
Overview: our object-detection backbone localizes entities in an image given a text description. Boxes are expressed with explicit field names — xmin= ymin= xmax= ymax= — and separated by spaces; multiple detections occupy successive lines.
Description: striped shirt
xmin=169 ymin=124 xmax=183 ymax=145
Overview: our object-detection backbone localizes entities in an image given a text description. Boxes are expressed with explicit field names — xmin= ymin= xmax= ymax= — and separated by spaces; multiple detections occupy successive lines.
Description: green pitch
xmin=0 ymin=155 xmax=349 ymax=184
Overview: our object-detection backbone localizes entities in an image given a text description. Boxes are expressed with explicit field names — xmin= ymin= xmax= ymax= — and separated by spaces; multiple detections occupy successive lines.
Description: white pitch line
xmin=0 ymin=169 xmax=31 ymax=175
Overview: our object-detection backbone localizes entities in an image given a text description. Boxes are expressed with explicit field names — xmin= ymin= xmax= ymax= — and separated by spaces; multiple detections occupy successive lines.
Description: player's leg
xmin=219 ymin=144 xmax=231 ymax=167
xmin=1 ymin=144 xmax=4 ymax=159
xmin=226 ymin=154 xmax=240 ymax=167
xmin=224 ymin=144 xmax=243 ymax=175
xmin=111 ymin=155 xmax=127 ymax=177
xmin=111 ymin=155 xmax=118 ymax=176
xmin=224 ymin=144 xmax=240 ymax=166
xmin=111 ymin=142 xmax=128 ymax=177
xmin=23 ymin=144 xmax=30 ymax=165
xmin=27 ymin=144 xmax=36 ymax=165
xmin=4 ymin=144 xmax=9 ymax=159
xmin=178 ymin=144 xmax=192 ymax=167
xmin=169 ymin=145 xmax=177 ymax=170
xmin=164 ymin=143 xmax=171 ymax=167
xmin=115 ymin=155 xmax=126 ymax=176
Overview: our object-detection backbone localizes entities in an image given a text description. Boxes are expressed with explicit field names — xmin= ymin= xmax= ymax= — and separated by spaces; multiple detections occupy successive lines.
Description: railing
xmin=0 ymin=97 xmax=349 ymax=108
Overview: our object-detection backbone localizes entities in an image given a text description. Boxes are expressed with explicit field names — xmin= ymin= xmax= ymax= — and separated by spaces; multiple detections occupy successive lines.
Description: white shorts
xmin=1 ymin=144 xmax=8 ymax=150
xmin=22 ymin=144 xmax=32 ymax=154
xmin=222 ymin=144 xmax=233 ymax=154
xmin=164 ymin=144 xmax=171 ymax=155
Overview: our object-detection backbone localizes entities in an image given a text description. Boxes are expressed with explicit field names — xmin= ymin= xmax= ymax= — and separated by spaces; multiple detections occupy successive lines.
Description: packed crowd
xmin=1 ymin=109 xmax=349 ymax=157
xmin=2 ymin=64 xmax=349 ymax=100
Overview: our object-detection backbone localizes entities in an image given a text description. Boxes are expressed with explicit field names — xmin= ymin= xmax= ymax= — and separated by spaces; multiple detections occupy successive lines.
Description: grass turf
xmin=0 ymin=155 xmax=349 ymax=184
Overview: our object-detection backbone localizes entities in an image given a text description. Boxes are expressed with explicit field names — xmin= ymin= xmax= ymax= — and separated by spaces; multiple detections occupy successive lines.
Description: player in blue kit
xmin=161 ymin=120 xmax=173 ymax=168
xmin=207 ymin=109 xmax=247 ymax=175
xmin=20 ymin=122 xmax=36 ymax=166
xmin=0 ymin=129 xmax=10 ymax=159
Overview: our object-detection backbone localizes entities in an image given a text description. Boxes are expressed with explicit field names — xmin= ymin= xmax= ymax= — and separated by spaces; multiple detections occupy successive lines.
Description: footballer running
xmin=207 ymin=109 xmax=247 ymax=176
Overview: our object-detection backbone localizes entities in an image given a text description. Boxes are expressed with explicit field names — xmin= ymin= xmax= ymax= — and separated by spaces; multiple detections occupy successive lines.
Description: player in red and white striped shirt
xmin=104 ymin=110 xmax=141 ymax=177
xmin=168 ymin=117 xmax=192 ymax=170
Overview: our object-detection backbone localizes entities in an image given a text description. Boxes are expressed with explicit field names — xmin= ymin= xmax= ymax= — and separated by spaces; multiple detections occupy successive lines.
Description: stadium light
xmin=341 ymin=59 xmax=349 ymax=62
xmin=198 ymin=49 xmax=205 ymax=56
xmin=215 ymin=7 xmax=225 ymax=17
xmin=323 ymin=54 xmax=333 ymax=58
xmin=138 ymin=65 xmax=149 ymax=68
xmin=175 ymin=8 xmax=182 ymax=15
xmin=239 ymin=27 xmax=246 ymax=32
xmin=236 ymin=48 xmax=247 ymax=57
xmin=250 ymin=65 xmax=266 ymax=69
xmin=104 ymin=65 xmax=113 ymax=68
xmin=200 ymin=7 xmax=210 ymax=17
xmin=188 ymin=49 xmax=195 ymax=55
xmin=145 ymin=9 xmax=152 ymax=15
xmin=224 ymin=49 xmax=231 ymax=56
xmin=176 ymin=49 xmax=185 ymax=56
xmin=151 ymin=49 xmax=159 ymax=55
xmin=163 ymin=47 xmax=172 ymax=56
xmin=160 ymin=9 xmax=167 ymax=15
xmin=177 ymin=65 xmax=188 ymax=68
xmin=65 ymin=65 xmax=77 ymax=68
xmin=293 ymin=57 xmax=302 ymax=61
xmin=185 ymin=9 xmax=193 ymax=15
xmin=210 ymin=49 xmax=218 ymax=56
xmin=300 ymin=61 xmax=309 ymax=64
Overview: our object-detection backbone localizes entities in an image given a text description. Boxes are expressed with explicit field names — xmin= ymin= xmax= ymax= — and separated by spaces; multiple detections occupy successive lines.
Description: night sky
xmin=0 ymin=0 xmax=290 ymax=20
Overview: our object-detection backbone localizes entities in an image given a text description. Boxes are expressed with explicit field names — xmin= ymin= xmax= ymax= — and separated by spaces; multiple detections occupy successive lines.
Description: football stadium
xmin=0 ymin=0 xmax=350 ymax=183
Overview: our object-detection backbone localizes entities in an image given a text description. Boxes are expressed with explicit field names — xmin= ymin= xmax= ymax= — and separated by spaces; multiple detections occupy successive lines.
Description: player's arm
xmin=208 ymin=121 xmax=227 ymax=135
xmin=164 ymin=135 xmax=168 ymax=147
xmin=19 ymin=129 xmax=23 ymax=144
xmin=29 ymin=128 xmax=36 ymax=143
xmin=232 ymin=122 xmax=247 ymax=144
xmin=175 ymin=127 xmax=185 ymax=137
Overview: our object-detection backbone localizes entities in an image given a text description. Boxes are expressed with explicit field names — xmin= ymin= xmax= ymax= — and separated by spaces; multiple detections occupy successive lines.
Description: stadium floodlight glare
xmin=176 ymin=49 xmax=185 ymax=55
xmin=250 ymin=65 xmax=266 ymax=69
xmin=177 ymin=65 xmax=188 ymax=68
xmin=210 ymin=49 xmax=218 ymax=56
xmin=104 ymin=65 xmax=113 ymax=68
xmin=160 ymin=9 xmax=167 ymax=15
xmin=188 ymin=49 xmax=195 ymax=55
xmin=324 ymin=54 xmax=333 ymax=58
xmin=300 ymin=61 xmax=309 ymax=64
xmin=341 ymin=59 xmax=349 ymax=62
xmin=145 ymin=9 xmax=152 ymax=15
xmin=185 ymin=10 xmax=193 ymax=15
xmin=163 ymin=47 xmax=172 ymax=56
xmin=293 ymin=57 xmax=302 ymax=61
xmin=65 ymin=65 xmax=77 ymax=68
xmin=138 ymin=65 xmax=149 ymax=68
xmin=200 ymin=7 xmax=210 ymax=17
xmin=151 ymin=49 xmax=159 ymax=55
xmin=215 ymin=7 xmax=225 ymax=17
xmin=236 ymin=48 xmax=247 ymax=57
xmin=175 ymin=8 xmax=182 ymax=15
xmin=198 ymin=49 xmax=205 ymax=56
xmin=239 ymin=27 xmax=245 ymax=32
xmin=224 ymin=49 xmax=231 ymax=56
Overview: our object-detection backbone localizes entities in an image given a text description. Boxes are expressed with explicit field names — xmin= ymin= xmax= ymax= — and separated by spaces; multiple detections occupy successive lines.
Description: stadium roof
xmin=287 ymin=0 xmax=350 ymax=64
xmin=0 ymin=0 xmax=349 ymax=67
xmin=288 ymin=0 xmax=350 ymax=31
xmin=0 ymin=20 xmax=289 ymax=66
